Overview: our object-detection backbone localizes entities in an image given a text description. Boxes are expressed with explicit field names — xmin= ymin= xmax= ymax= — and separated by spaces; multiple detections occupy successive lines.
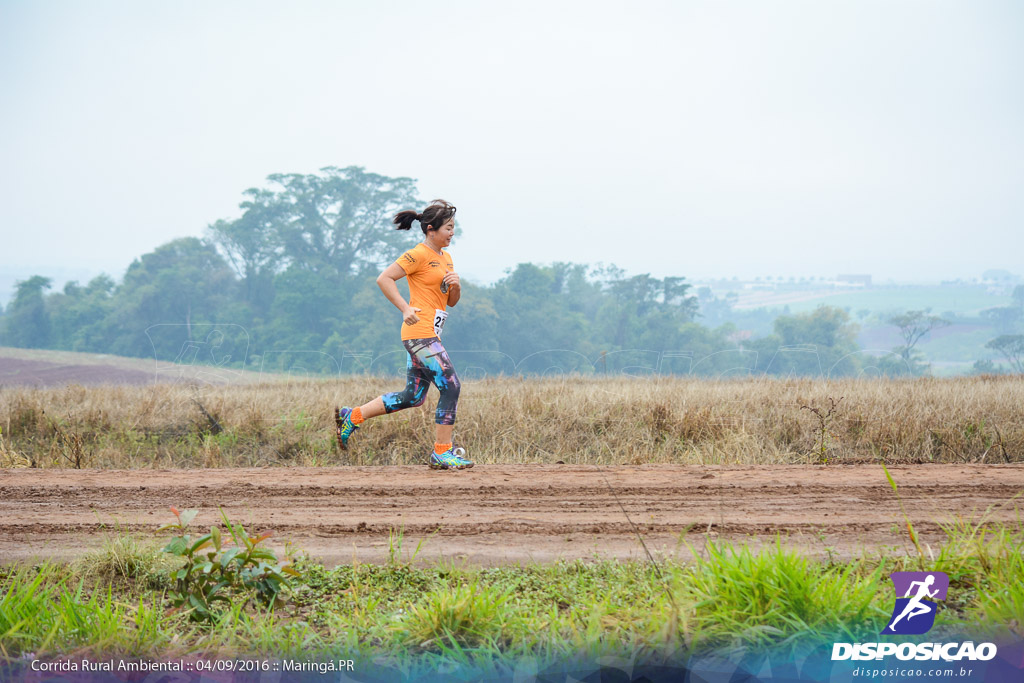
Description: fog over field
xmin=2 ymin=1 xmax=1022 ymax=290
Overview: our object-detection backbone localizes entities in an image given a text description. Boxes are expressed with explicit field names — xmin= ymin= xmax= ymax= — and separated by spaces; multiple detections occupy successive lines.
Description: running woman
xmin=334 ymin=199 xmax=472 ymax=470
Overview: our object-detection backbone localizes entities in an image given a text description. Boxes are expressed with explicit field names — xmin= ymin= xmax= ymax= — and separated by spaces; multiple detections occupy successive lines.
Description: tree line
xmin=2 ymin=166 xmax=1020 ymax=377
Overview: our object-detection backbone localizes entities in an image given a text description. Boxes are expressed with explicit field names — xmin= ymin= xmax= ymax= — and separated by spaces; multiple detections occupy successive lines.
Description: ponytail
xmin=392 ymin=200 xmax=457 ymax=235
xmin=392 ymin=210 xmax=420 ymax=231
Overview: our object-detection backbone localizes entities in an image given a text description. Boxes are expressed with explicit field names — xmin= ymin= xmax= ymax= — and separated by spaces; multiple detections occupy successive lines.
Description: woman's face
xmin=435 ymin=218 xmax=455 ymax=246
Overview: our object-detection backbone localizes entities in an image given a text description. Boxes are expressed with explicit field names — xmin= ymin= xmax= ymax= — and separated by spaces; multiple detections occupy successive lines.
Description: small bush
xmin=158 ymin=506 xmax=301 ymax=622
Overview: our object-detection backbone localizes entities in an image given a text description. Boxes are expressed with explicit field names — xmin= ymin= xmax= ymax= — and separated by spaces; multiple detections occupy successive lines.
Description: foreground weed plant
xmin=158 ymin=507 xmax=300 ymax=622
xmin=684 ymin=539 xmax=887 ymax=650
xmin=800 ymin=396 xmax=843 ymax=464
xmin=396 ymin=583 xmax=513 ymax=651
xmin=74 ymin=534 xmax=165 ymax=584
xmin=932 ymin=515 xmax=1024 ymax=636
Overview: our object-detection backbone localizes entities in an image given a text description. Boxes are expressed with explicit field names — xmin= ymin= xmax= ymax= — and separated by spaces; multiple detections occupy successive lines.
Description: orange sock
xmin=434 ymin=442 xmax=452 ymax=455
xmin=351 ymin=407 xmax=365 ymax=425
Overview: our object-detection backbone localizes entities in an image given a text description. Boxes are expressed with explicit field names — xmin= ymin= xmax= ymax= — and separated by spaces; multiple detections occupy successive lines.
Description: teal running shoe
xmin=334 ymin=407 xmax=359 ymax=450
xmin=429 ymin=446 xmax=474 ymax=470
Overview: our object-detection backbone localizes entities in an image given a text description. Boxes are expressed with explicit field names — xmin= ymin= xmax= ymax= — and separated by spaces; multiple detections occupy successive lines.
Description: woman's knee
xmin=410 ymin=385 xmax=429 ymax=407
xmin=383 ymin=384 xmax=426 ymax=412
xmin=442 ymin=380 xmax=460 ymax=402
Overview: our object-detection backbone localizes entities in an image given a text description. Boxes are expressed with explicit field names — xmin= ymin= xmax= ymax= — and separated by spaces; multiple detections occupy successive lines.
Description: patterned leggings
xmin=381 ymin=337 xmax=461 ymax=425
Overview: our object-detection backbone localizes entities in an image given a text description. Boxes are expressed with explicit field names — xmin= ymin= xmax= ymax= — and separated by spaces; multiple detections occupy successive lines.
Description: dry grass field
xmin=1 ymin=375 xmax=1021 ymax=469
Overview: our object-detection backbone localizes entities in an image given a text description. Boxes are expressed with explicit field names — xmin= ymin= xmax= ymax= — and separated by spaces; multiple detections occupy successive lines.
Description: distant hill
xmin=732 ymin=283 xmax=1011 ymax=316
xmin=0 ymin=346 xmax=295 ymax=387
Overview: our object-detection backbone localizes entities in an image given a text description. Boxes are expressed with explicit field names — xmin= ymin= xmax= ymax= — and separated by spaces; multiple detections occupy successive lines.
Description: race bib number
xmin=433 ymin=309 xmax=448 ymax=338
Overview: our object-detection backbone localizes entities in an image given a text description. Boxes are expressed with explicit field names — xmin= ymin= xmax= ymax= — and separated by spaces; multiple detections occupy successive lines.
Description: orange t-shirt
xmin=395 ymin=242 xmax=455 ymax=340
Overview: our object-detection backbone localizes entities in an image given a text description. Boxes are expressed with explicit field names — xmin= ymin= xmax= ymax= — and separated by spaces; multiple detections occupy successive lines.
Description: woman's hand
xmin=443 ymin=271 xmax=461 ymax=307
xmin=442 ymin=271 xmax=461 ymax=290
xmin=402 ymin=306 xmax=422 ymax=326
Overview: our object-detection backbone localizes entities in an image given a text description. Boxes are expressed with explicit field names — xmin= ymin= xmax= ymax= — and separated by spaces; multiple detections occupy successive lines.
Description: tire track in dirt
xmin=1 ymin=464 xmax=1022 ymax=566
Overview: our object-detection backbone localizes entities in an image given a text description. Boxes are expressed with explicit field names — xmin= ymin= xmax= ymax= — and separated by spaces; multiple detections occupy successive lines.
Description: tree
xmin=972 ymin=359 xmax=1000 ymax=375
xmin=112 ymin=238 xmax=237 ymax=359
xmin=47 ymin=274 xmax=117 ymax=351
xmin=1012 ymin=284 xmax=1024 ymax=311
xmin=696 ymin=288 xmax=738 ymax=328
xmin=491 ymin=263 xmax=588 ymax=360
xmin=887 ymin=310 xmax=950 ymax=362
xmin=985 ymin=335 xmax=1024 ymax=373
xmin=756 ymin=305 xmax=861 ymax=376
xmin=1 ymin=276 xmax=52 ymax=348
xmin=981 ymin=306 xmax=1023 ymax=335
xmin=594 ymin=270 xmax=699 ymax=349
xmin=268 ymin=264 xmax=339 ymax=340
xmin=234 ymin=166 xmax=421 ymax=279
xmin=775 ymin=305 xmax=858 ymax=349
xmin=207 ymin=209 xmax=280 ymax=312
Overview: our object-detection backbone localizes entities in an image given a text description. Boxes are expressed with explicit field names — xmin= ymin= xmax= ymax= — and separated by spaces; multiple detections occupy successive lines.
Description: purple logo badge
xmin=882 ymin=571 xmax=949 ymax=635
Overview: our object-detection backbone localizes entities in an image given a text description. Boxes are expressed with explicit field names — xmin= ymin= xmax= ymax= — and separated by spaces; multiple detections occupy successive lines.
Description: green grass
xmin=2 ymin=519 xmax=1023 ymax=665
xmin=683 ymin=539 xmax=887 ymax=651
xmin=71 ymin=533 xmax=168 ymax=585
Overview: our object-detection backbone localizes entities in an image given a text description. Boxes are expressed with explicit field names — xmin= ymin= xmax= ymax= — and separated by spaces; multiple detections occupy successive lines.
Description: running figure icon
xmin=887 ymin=574 xmax=939 ymax=631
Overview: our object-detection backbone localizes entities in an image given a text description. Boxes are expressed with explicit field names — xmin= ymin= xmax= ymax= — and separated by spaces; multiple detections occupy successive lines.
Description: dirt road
xmin=1 ymin=465 xmax=1022 ymax=566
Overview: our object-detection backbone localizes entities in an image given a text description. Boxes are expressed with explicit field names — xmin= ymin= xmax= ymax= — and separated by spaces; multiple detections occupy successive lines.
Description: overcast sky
xmin=1 ymin=0 xmax=1022 ymax=297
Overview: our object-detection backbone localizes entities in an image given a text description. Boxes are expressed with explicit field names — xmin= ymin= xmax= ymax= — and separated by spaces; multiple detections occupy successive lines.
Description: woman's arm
xmin=443 ymin=271 xmax=461 ymax=307
xmin=377 ymin=263 xmax=421 ymax=325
